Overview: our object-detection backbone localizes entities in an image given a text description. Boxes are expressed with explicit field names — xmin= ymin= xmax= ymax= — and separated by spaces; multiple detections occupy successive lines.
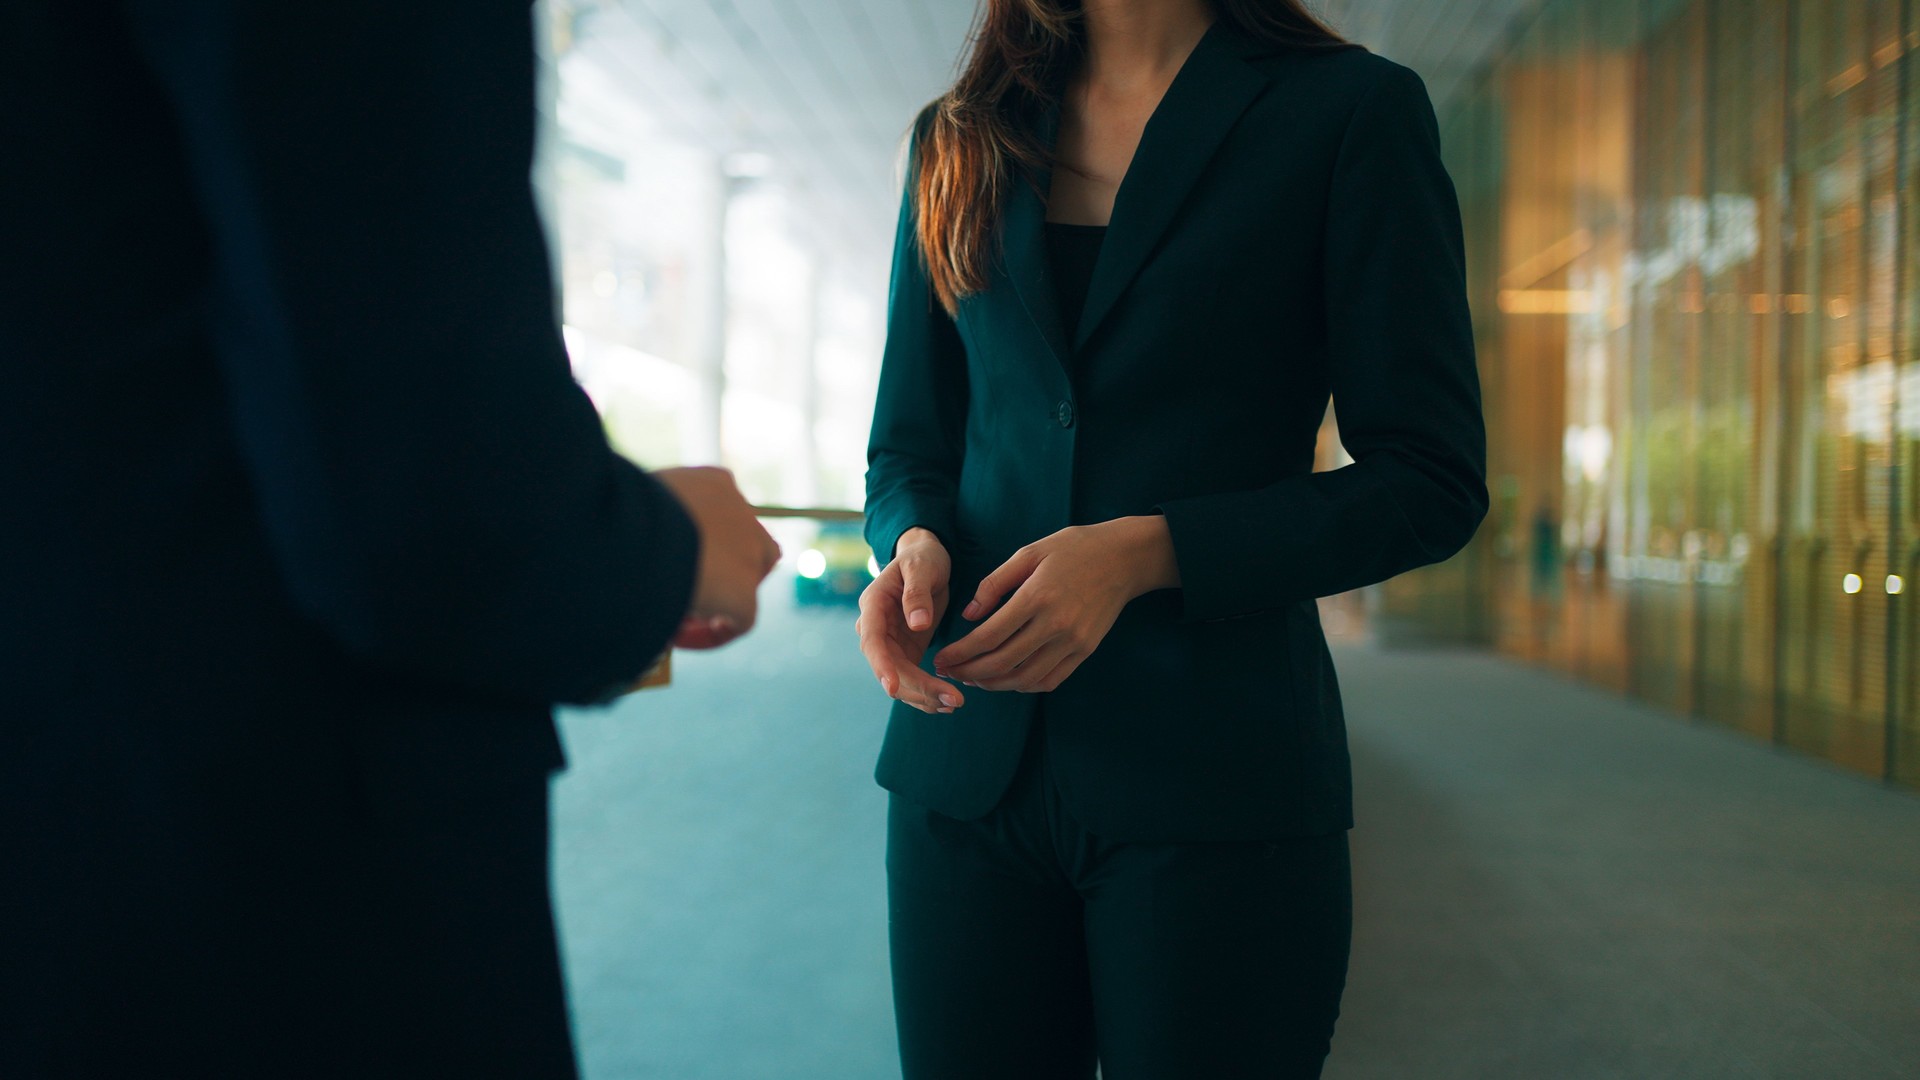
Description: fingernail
xmin=963 ymin=602 xmax=981 ymax=620
xmin=711 ymin=616 xmax=736 ymax=634
xmin=939 ymin=693 xmax=959 ymax=708
xmin=908 ymin=609 xmax=930 ymax=631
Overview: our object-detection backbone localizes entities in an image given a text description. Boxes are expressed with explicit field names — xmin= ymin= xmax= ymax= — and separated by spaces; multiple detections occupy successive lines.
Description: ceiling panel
xmin=577 ymin=0 xmax=1540 ymax=265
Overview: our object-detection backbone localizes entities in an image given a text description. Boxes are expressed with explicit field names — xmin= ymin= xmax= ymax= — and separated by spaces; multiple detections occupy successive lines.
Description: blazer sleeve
xmin=1155 ymin=61 xmax=1489 ymax=623
xmin=123 ymin=1 xmax=699 ymax=705
xmin=863 ymin=116 xmax=970 ymax=565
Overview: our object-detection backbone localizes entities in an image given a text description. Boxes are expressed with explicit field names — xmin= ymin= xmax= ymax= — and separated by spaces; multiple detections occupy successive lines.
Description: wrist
xmin=895 ymin=526 xmax=944 ymax=559
xmin=1109 ymin=515 xmax=1180 ymax=598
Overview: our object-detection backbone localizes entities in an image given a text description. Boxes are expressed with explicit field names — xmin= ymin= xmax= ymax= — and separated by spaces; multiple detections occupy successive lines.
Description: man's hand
xmin=933 ymin=516 xmax=1179 ymax=693
xmin=653 ymin=466 xmax=780 ymax=650
xmin=857 ymin=527 xmax=964 ymax=714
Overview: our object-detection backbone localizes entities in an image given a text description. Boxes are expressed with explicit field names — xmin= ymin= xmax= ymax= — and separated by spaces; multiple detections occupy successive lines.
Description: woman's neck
xmin=1078 ymin=0 xmax=1216 ymax=90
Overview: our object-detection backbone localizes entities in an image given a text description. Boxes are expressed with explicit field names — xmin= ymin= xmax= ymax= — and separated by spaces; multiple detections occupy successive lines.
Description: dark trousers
xmin=5 ymin=773 xmax=576 ymax=1079
xmin=886 ymin=721 xmax=1352 ymax=1080
xmin=341 ymin=774 xmax=580 ymax=1079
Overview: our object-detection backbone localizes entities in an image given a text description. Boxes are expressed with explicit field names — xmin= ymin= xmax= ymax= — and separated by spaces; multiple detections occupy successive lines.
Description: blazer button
xmin=1055 ymin=400 xmax=1076 ymax=428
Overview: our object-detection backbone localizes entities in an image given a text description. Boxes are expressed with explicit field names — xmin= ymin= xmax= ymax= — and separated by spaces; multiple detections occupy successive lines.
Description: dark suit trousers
xmin=7 ymin=773 xmax=576 ymax=1079
xmin=338 ymin=774 xmax=580 ymax=1080
xmin=886 ymin=718 xmax=1353 ymax=1079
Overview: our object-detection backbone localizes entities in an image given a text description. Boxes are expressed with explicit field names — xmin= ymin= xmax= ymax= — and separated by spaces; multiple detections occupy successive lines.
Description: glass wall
xmin=1901 ymin=0 xmax=1920 ymax=787
xmin=533 ymin=2 xmax=886 ymax=514
xmin=1394 ymin=0 xmax=1918 ymax=787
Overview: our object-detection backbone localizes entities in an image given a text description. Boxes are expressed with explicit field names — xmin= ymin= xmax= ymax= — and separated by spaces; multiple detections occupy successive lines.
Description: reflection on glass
xmin=1399 ymin=0 xmax=1916 ymax=786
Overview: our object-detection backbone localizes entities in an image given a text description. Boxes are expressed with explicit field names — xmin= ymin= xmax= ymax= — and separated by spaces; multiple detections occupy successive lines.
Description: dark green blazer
xmin=864 ymin=22 xmax=1488 ymax=843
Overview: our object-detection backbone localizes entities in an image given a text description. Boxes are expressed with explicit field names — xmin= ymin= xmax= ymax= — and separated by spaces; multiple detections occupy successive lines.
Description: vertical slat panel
xmin=1411 ymin=0 xmax=1915 ymax=790
xmin=1896 ymin=0 xmax=1920 ymax=785
xmin=1560 ymin=0 xmax=1634 ymax=690
xmin=1626 ymin=0 xmax=1709 ymax=713
xmin=1781 ymin=0 xmax=1894 ymax=776
xmin=1692 ymin=0 xmax=1781 ymax=739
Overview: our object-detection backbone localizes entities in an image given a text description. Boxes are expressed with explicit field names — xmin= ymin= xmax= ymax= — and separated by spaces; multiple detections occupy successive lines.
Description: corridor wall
xmin=1381 ymin=0 xmax=1920 ymax=788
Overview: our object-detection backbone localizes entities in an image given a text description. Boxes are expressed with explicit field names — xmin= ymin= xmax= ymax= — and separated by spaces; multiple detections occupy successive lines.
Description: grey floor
xmin=553 ymin=590 xmax=1920 ymax=1079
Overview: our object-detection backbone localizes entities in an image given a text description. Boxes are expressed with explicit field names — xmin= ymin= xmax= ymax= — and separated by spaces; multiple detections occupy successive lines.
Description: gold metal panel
xmin=1394 ymin=0 xmax=1916 ymax=789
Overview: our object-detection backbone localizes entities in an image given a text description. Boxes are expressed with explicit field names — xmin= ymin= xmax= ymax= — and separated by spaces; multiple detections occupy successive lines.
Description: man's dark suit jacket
xmin=2 ymin=3 xmax=696 ymax=1075
xmin=865 ymin=23 xmax=1489 ymax=843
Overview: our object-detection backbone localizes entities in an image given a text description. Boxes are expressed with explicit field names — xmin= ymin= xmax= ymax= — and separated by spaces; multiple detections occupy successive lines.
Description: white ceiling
xmin=566 ymin=0 xmax=1538 ymax=267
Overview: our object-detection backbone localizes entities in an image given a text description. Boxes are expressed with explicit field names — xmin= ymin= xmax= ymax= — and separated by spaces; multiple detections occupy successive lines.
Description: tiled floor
xmin=553 ymin=592 xmax=1920 ymax=1079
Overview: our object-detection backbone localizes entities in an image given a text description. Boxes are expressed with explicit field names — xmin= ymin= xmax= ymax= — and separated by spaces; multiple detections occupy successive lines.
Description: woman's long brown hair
xmin=914 ymin=0 xmax=1354 ymax=315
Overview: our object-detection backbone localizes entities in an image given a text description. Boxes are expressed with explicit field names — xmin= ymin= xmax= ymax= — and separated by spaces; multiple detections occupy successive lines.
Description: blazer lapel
xmin=1000 ymin=106 xmax=1072 ymax=367
xmin=1073 ymin=21 xmax=1269 ymax=352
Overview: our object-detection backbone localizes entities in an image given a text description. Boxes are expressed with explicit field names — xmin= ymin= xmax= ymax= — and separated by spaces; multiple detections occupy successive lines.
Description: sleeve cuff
xmin=865 ymin=497 xmax=957 ymax=566
xmin=1154 ymin=492 xmax=1259 ymax=623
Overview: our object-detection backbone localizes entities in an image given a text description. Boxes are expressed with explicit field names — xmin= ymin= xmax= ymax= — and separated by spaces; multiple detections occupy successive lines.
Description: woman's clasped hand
xmin=857 ymin=517 xmax=1180 ymax=713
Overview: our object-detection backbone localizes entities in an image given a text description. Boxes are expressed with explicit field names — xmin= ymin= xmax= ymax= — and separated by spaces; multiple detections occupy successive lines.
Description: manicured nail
xmin=908 ymin=609 xmax=930 ymax=631
xmin=939 ymin=693 xmax=959 ymax=708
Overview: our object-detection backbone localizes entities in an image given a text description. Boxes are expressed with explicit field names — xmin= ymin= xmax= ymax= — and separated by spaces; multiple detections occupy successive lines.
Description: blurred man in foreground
xmin=0 ymin=3 xmax=777 ymax=1076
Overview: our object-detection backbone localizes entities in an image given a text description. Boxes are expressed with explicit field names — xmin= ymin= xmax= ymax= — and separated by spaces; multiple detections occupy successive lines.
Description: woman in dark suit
xmin=858 ymin=0 xmax=1487 ymax=1074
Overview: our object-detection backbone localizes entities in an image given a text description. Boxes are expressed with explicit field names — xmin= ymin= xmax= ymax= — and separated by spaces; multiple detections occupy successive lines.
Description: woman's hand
xmin=933 ymin=516 xmax=1180 ymax=693
xmin=857 ymin=527 xmax=966 ymax=714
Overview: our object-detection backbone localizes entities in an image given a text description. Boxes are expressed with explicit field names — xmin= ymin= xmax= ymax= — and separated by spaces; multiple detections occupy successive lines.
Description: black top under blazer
xmin=864 ymin=22 xmax=1489 ymax=843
